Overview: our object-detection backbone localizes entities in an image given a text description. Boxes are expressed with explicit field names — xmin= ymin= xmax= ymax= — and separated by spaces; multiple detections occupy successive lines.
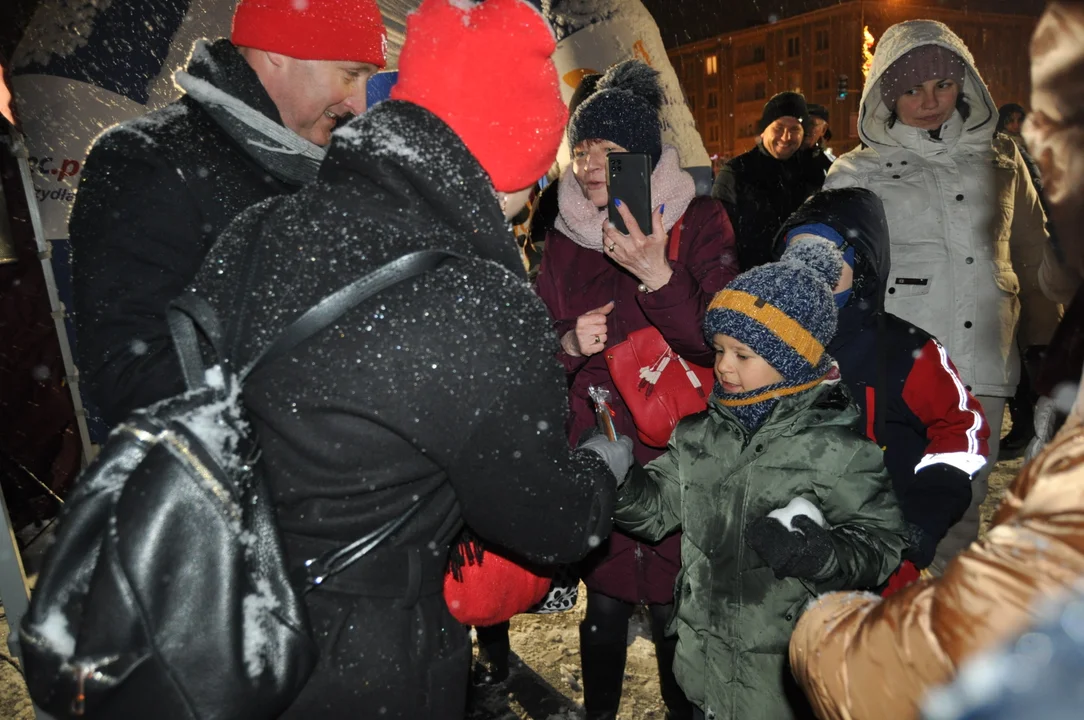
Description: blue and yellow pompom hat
xmin=703 ymin=237 xmax=843 ymax=427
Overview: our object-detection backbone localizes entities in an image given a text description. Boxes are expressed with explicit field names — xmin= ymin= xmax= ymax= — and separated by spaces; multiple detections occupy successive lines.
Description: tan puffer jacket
xmin=789 ymin=395 xmax=1084 ymax=720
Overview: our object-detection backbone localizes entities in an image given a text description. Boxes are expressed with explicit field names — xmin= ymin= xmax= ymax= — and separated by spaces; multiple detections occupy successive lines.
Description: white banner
xmin=550 ymin=2 xmax=710 ymax=175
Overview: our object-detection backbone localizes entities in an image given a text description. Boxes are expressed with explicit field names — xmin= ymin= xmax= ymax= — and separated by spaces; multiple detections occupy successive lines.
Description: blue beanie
xmin=704 ymin=237 xmax=841 ymax=382
xmin=568 ymin=60 xmax=664 ymax=167
xmin=786 ymin=223 xmax=853 ymax=307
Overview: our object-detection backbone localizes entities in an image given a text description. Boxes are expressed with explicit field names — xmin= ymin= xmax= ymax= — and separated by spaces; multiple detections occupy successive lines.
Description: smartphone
xmin=606 ymin=152 xmax=653 ymax=235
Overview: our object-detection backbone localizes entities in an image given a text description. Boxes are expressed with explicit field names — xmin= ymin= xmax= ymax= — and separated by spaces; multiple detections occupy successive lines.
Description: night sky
xmin=0 ymin=0 xmax=1052 ymax=63
xmin=641 ymin=0 xmax=1049 ymax=47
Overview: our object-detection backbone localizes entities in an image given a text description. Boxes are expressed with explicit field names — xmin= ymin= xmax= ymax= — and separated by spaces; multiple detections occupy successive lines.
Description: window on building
xmin=707 ymin=92 xmax=719 ymax=110
xmin=737 ymin=44 xmax=766 ymax=67
xmin=815 ymin=69 xmax=829 ymax=91
xmin=787 ymin=36 xmax=800 ymax=58
xmin=687 ymin=94 xmax=697 ymax=112
xmin=705 ymin=55 xmax=718 ymax=75
xmin=754 ymin=82 xmax=766 ymax=100
xmin=789 ymin=72 xmax=802 ymax=92
xmin=815 ymin=29 xmax=830 ymax=52
xmin=708 ymin=125 xmax=720 ymax=143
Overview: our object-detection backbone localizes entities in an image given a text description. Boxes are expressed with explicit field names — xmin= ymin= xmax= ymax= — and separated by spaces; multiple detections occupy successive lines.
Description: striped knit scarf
xmin=715 ymin=363 xmax=839 ymax=432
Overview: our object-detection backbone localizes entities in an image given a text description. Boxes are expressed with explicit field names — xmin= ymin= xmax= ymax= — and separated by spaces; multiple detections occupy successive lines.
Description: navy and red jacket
xmin=776 ymin=188 xmax=990 ymax=547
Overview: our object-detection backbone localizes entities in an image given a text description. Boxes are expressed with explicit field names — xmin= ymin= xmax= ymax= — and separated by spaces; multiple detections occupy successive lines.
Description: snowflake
xmin=14 ymin=0 xmax=115 ymax=68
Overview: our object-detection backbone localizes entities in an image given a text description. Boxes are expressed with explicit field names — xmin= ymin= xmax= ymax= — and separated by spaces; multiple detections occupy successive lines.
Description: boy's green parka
xmin=615 ymin=379 xmax=907 ymax=719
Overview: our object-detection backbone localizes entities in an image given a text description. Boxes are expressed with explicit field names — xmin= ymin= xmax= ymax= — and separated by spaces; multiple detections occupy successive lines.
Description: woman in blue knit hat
xmin=534 ymin=59 xmax=738 ymax=720
xmin=614 ymin=240 xmax=907 ymax=719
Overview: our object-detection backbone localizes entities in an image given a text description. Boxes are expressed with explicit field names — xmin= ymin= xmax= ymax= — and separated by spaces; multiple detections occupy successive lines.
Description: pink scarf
xmin=555 ymin=145 xmax=696 ymax=252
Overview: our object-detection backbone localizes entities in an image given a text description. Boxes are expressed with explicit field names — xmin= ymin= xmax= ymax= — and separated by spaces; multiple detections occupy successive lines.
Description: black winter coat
xmin=70 ymin=40 xmax=297 ymax=431
xmin=188 ymin=100 xmax=617 ymax=719
xmin=775 ymin=189 xmax=989 ymax=554
xmin=712 ymin=140 xmax=823 ymax=270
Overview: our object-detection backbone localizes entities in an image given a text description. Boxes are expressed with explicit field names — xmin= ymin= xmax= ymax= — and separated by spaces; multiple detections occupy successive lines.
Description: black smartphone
xmin=606 ymin=152 xmax=652 ymax=235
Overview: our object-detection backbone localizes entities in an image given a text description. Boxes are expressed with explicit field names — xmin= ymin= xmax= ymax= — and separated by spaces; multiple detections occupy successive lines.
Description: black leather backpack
xmin=19 ymin=250 xmax=458 ymax=719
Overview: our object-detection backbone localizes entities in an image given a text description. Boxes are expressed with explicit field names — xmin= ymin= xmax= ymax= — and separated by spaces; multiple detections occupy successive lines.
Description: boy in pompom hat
xmin=614 ymin=243 xmax=906 ymax=719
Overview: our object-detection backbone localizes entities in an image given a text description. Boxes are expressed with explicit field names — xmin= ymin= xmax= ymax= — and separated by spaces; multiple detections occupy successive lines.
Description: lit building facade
xmin=667 ymin=0 xmax=1038 ymax=165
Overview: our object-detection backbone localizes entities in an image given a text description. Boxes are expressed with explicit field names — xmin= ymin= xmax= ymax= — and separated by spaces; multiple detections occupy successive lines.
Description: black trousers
xmin=580 ymin=589 xmax=693 ymax=720
xmin=475 ymin=621 xmax=511 ymax=673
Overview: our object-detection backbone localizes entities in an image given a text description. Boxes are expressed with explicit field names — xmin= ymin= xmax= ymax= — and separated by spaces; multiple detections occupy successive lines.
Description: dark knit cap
xmin=879 ymin=44 xmax=966 ymax=110
xmin=704 ymin=238 xmax=841 ymax=382
xmin=807 ymin=103 xmax=829 ymax=123
xmin=568 ymin=60 xmax=664 ymax=167
xmin=759 ymin=91 xmax=810 ymax=133
xmin=568 ymin=73 xmax=602 ymax=116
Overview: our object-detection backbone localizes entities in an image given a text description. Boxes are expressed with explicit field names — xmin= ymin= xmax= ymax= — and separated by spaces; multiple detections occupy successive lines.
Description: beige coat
xmin=789 ymin=394 xmax=1084 ymax=720
xmin=824 ymin=20 xmax=1053 ymax=394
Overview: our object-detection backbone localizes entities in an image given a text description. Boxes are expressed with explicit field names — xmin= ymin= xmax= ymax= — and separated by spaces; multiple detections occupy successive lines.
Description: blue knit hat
xmin=704 ymin=237 xmax=841 ymax=383
xmin=568 ymin=60 xmax=664 ymax=167
xmin=785 ymin=222 xmax=854 ymax=307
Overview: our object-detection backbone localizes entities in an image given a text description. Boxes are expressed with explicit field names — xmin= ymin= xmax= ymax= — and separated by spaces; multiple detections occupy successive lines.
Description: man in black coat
xmin=775 ymin=188 xmax=990 ymax=577
xmin=798 ymin=103 xmax=835 ymax=186
xmin=185 ymin=1 xmax=628 ymax=716
xmin=69 ymin=0 xmax=387 ymax=430
xmin=712 ymin=91 xmax=824 ymax=270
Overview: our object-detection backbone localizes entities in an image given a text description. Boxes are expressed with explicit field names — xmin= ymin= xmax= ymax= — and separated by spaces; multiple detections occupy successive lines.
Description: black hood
xmin=772 ymin=187 xmax=891 ymax=314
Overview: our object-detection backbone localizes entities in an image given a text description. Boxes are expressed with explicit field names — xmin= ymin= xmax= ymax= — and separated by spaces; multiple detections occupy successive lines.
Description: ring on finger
xmin=594 ymin=334 xmax=601 ymax=345
xmin=608 ymin=242 xmax=616 ymax=252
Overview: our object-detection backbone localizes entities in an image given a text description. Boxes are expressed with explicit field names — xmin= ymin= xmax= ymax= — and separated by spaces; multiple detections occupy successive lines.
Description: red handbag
xmin=604 ymin=220 xmax=715 ymax=448
xmin=443 ymin=539 xmax=552 ymax=627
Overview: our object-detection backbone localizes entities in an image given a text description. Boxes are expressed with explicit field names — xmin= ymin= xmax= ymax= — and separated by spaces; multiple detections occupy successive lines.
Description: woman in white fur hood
xmin=822 ymin=19 xmax=1053 ymax=573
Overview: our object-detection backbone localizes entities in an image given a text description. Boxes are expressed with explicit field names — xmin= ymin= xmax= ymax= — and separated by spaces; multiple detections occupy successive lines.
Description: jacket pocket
xmin=784 ymin=581 xmax=815 ymax=624
xmin=666 ymin=566 xmax=690 ymax=635
xmin=887 ymin=273 xmax=932 ymax=299
xmin=879 ymin=166 xmax=932 ymax=221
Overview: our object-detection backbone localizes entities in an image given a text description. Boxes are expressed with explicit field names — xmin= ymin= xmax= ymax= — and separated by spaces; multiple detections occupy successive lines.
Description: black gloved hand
xmin=899 ymin=463 xmax=973 ymax=567
xmin=746 ymin=515 xmax=836 ymax=581
xmin=901 ymin=522 xmax=939 ymax=570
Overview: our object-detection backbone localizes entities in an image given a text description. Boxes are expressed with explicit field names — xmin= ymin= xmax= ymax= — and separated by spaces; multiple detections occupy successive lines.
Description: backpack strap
xmin=243 ymin=249 xmax=462 ymax=380
xmin=170 ymin=249 xmax=462 ymax=388
xmin=169 ymin=293 xmax=227 ymax=390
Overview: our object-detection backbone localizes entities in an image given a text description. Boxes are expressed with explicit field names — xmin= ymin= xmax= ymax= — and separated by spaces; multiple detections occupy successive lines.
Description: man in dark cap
xmin=800 ymin=103 xmax=835 ymax=183
xmin=712 ymin=91 xmax=825 ymax=270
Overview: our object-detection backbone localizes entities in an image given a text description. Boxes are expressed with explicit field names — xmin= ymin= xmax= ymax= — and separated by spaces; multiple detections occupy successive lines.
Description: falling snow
xmin=14 ymin=0 xmax=115 ymax=67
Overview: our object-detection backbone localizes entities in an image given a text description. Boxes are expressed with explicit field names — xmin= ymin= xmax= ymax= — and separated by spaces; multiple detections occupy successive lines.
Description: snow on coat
xmin=69 ymin=40 xmax=299 ymax=430
xmin=186 ymin=99 xmax=618 ymax=717
xmin=824 ymin=20 xmax=1051 ymax=396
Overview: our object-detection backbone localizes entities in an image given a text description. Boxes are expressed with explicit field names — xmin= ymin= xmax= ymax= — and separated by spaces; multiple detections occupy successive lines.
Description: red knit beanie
xmin=231 ymin=0 xmax=387 ymax=68
xmin=390 ymin=0 xmax=568 ymax=192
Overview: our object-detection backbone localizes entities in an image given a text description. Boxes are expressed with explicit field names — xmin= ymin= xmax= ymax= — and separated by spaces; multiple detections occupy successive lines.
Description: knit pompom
xmin=781 ymin=237 xmax=844 ymax=289
xmin=596 ymin=60 xmax=663 ymax=112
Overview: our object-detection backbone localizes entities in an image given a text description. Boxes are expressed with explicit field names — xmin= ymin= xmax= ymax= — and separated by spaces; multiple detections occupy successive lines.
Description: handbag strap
xmin=667 ymin=214 xmax=683 ymax=262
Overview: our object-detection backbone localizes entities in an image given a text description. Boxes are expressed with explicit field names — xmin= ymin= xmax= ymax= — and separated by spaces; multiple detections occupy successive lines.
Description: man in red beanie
xmin=70 ymin=0 xmax=387 ymax=434
xmin=179 ymin=0 xmax=625 ymax=718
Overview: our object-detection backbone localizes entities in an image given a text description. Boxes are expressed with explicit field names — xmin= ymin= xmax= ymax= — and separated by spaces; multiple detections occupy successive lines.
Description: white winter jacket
xmin=824 ymin=20 xmax=1050 ymax=397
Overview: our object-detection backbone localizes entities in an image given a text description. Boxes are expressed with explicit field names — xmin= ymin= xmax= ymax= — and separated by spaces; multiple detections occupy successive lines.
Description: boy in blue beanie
xmin=614 ymin=240 xmax=907 ymax=720
xmin=775 ymin=188 xmax=990 ymax=581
